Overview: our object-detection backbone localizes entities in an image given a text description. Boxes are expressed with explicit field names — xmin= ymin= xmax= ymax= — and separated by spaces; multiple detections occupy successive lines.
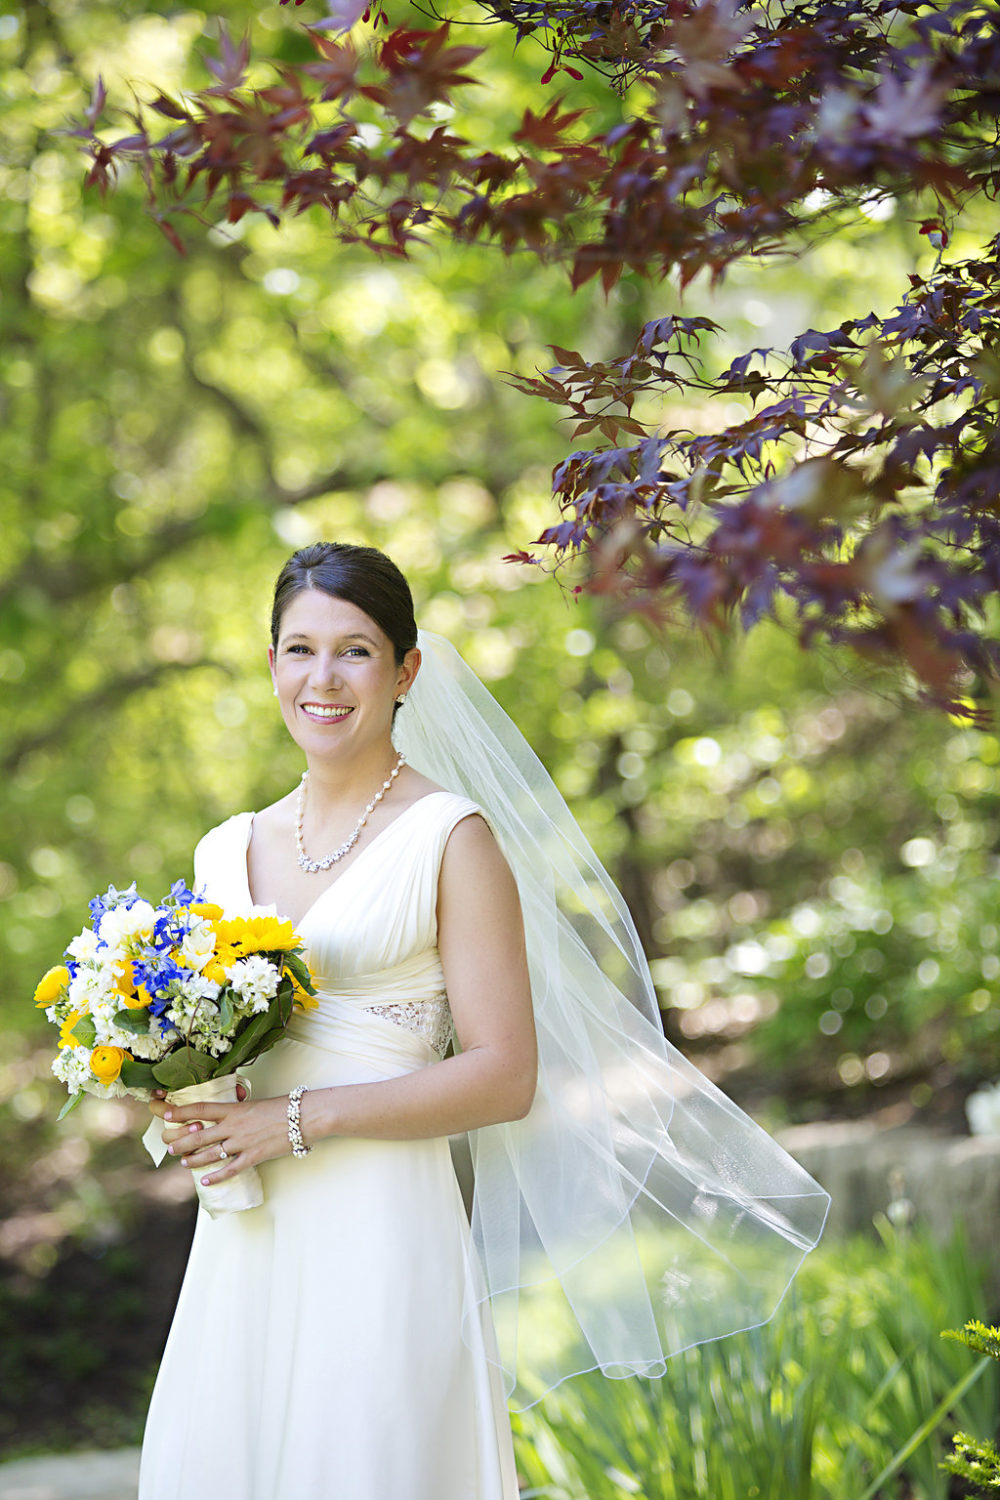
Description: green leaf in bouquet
xmin=72 ymin=1015 xmax=97 ymax=1048
xmin=57 ymin=1091 xmax=86 ymax=1121
xmin=275 ymin=983 xmax=294 ymax=1030
xmin=283 ymin=949 xmax=316 ymax=994
xmin=218 ymin=990 xmax=235 ymax=1032
xmin=120 ymin=1058 xmax=159 ymax=1090
xmin=114 ymin=1008 xmax=154 ymax=1036
xmin=218 ymin=990 xmax=294 ymax=1075
xmin=152 ymin=1047 xmax=217 ymax=1090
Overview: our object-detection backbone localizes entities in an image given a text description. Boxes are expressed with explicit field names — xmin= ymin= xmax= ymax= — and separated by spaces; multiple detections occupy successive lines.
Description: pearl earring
xmin=272 ymin=684 xmax=278 ymax=697
xmin=395 ymin=695 xmax=406 ymax=706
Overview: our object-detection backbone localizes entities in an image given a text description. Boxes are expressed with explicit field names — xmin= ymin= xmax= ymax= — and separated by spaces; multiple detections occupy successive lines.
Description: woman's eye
xmin=286 ymin=645 xmax=311 ymax=654
xmin=344 ymin=647 xmax=370 ymax=657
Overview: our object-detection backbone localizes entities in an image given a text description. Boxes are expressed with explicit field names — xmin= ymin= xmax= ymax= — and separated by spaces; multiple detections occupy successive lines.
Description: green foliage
xmin=55 ymin=1090 xmax=84 ymax=1122
xmin=118 ymin=1056 xmax=157 ymax=1089
xmin=943 ymin=1431 xmax=1000 ymax=1494
xmin=513 ymin=1223 xmax=998 ymax=1500
xmin=215 ymin=981 xmax=294 ymax=1076
xmin=3 ymin=0 xmax=1000 ymax=1130
xmin=944 ymin=1321 xmax=1000 ymax=1363
xmin=941 ymin=1322 xmax=1000 ymax=1494
xmin=149 ymin=1046 xmax=216 ymax=1091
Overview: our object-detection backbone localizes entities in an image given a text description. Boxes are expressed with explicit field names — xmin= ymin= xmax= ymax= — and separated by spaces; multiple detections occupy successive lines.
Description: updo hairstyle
xmin=270 ymin=543 xmax=418 ymax=665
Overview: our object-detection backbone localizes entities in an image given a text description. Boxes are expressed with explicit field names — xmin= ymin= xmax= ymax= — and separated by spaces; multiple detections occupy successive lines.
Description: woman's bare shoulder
xmin=396 ymin=766 xmax=454 ymax=807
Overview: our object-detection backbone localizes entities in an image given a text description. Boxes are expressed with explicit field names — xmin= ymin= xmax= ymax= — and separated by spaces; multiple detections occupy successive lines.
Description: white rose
xmin=67 ymin=928 xmax=100 ymax=962
xmin=179 ymin=922 xmax=217 ymax=973
xmin=99 ymin=900 xmax=157 ymax=947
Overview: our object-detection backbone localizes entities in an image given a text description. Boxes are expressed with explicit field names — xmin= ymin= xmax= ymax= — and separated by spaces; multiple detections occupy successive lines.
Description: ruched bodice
xmin=193 ymin=791 xmax=483 ymax=1062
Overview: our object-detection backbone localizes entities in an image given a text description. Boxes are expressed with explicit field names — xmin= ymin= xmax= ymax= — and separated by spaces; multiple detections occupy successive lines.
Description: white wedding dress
xmin=138 ymin=792 xmax=520 ymax=1500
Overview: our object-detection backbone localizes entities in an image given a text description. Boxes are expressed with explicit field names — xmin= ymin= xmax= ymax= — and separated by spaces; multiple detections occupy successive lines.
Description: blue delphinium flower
xmin=87 ymin=882 xmax=140 ymax=927
xmin=132 ymin=953 xmax=192 ymax=1018
xmin=153 ymin=910 xmax=186 ymax=949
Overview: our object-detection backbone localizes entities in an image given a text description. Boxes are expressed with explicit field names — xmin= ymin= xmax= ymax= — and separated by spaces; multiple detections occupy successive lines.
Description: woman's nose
xmin=309 ymin=653 xmax=344 ymax=689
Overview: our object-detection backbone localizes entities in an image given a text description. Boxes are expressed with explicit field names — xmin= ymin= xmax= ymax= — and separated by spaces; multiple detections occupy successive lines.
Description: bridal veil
xmin=396 ymin=630 xmax=830 ymax=1408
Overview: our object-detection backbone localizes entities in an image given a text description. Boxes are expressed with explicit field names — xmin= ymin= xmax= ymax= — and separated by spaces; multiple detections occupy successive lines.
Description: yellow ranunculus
xmin=202 ymin=959 xmax=228 ymax=985
xmin=191 ymin=901 xmax=224 ymax=921
xmin=114 ymin=960 xmax=136 ymax=997
xmin=124 ymin=983 xmax=154 ymax=1010
xmin=90 ymin=1045 xmax=131 ymax=1083
xmin=113 ymin=960 xmax=153 ymax=1008
xmin=34 ymin=965 xmax=70 ymax=1008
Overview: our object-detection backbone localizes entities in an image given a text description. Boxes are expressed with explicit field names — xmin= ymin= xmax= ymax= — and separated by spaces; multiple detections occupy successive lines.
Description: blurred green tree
xmin=2 ymin=1 xmax=999 ymax=1461
xmin=71 ymin=0 xmax=1000 ymax=702
xmin=2 ymin=0 xmax=999 ymax=1122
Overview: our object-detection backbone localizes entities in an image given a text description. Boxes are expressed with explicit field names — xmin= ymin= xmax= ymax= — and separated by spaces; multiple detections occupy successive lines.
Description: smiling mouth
xmin=301 ymin=704 xmax=354 ymax=721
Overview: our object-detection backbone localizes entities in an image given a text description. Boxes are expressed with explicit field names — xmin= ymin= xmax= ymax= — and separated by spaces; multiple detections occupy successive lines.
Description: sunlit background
xmin=2 ymin=0 xmax=999 ymax=1482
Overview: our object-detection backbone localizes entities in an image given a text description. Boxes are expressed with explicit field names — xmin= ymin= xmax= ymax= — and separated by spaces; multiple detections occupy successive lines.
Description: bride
xmin=139 ymin=542 xmax=829 ymax=1500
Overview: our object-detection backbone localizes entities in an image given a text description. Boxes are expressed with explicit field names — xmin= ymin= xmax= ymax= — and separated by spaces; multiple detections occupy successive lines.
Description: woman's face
xmin=268 ymin=589 xmax=418 ymax=765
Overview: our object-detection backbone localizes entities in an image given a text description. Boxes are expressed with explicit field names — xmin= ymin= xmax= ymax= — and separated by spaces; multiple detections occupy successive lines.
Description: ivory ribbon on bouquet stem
xmin=142 ymin=1073 xmax=262 ymax=1218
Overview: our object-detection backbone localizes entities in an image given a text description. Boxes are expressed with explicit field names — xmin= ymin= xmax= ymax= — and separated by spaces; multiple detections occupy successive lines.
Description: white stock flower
xmin=127 ymin=1032 xmax=170 ymax=1061
xmin=229 ymin=954 xmax=280 ymax=1014
xmin=182 ymin=974 xmax=221 ymax=1005
xmin=68 ymin=966 xmax=116 ymax=1012
xmin=90 ymin=1011 xmax=136 ymax=1050
xmin=87 ymin=1077 xmax=129 ymax=1100
xmin=52 ymin=1045 xmax=93 ymax=1090
xmin=966 ymin=1082 xmax=1000 ymax=1137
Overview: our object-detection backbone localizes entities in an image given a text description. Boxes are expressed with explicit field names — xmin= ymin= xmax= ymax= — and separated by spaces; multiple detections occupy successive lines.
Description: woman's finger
xmin=179 ymin=1141 xmax=232 ymax=1171
xmin=198 ymin=1156 xmax=244 ymax=1186
xmin=162 ymin=1100 xmax=234 ymax=1124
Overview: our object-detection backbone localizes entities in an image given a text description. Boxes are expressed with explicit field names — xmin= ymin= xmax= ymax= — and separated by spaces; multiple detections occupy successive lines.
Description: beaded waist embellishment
xmin=365 ymin=994 xmax=453 ymax=1059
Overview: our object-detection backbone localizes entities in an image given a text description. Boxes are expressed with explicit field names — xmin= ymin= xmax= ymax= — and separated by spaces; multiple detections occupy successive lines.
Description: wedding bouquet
xmin=35 ymin=879 xmax=316 ymax=1215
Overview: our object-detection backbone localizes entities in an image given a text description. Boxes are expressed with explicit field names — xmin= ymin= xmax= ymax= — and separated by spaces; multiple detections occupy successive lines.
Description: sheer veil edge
xmin=396 ymin=630 xmax=830 ymax=1409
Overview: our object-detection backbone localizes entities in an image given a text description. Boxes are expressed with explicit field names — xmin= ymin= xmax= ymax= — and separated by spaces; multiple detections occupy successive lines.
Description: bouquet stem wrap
xmin=142 ymin=1073 xmax=262 ymax=1219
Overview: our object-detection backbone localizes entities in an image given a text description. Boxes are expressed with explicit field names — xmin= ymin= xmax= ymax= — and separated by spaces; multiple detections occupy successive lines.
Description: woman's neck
xmin=301 ymin=744 xmax=403 ymax=816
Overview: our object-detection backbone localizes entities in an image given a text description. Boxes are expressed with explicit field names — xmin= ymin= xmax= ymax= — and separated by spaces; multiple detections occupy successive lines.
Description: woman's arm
xmin=154 ymin=815 xmax=537 ymax=1185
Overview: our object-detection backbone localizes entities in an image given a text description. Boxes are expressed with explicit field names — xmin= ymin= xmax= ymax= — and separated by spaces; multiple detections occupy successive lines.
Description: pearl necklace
xmin=294 ymin=753 xmax=406 ymax=874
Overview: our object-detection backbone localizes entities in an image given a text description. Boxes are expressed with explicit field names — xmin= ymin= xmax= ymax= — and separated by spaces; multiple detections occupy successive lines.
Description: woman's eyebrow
xmin=281 ymin=631 xmax=379 ymax=644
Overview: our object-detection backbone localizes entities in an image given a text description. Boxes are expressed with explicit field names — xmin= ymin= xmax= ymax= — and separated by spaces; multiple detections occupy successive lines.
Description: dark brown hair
xmin=270 ymin=543 xmax=418 ymax=664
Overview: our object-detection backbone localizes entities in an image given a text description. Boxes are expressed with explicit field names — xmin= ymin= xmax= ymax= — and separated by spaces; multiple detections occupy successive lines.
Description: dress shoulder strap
xmin=192 ymin=812 xmax=252 ymax=905
xmin=417 ymin=789 xmax=484 ymax=832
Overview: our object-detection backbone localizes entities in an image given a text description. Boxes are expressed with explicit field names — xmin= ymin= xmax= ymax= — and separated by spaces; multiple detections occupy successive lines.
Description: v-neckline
xmin=242 ymin=790 xmax=452 ymax=931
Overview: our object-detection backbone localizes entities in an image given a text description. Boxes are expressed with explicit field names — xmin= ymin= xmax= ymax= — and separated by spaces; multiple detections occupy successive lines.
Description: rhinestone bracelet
xmin=287 ymin=1084 xmax=311 ymax=1159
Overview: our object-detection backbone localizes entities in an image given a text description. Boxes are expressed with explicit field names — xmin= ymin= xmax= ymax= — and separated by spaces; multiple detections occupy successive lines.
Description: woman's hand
xmin=148 ymin=1086 xmax=293 ymax=1187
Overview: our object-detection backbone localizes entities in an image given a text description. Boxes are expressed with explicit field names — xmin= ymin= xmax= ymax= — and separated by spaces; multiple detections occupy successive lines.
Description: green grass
xmin=512 ymin=1219 xmax=998 ymax=1500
